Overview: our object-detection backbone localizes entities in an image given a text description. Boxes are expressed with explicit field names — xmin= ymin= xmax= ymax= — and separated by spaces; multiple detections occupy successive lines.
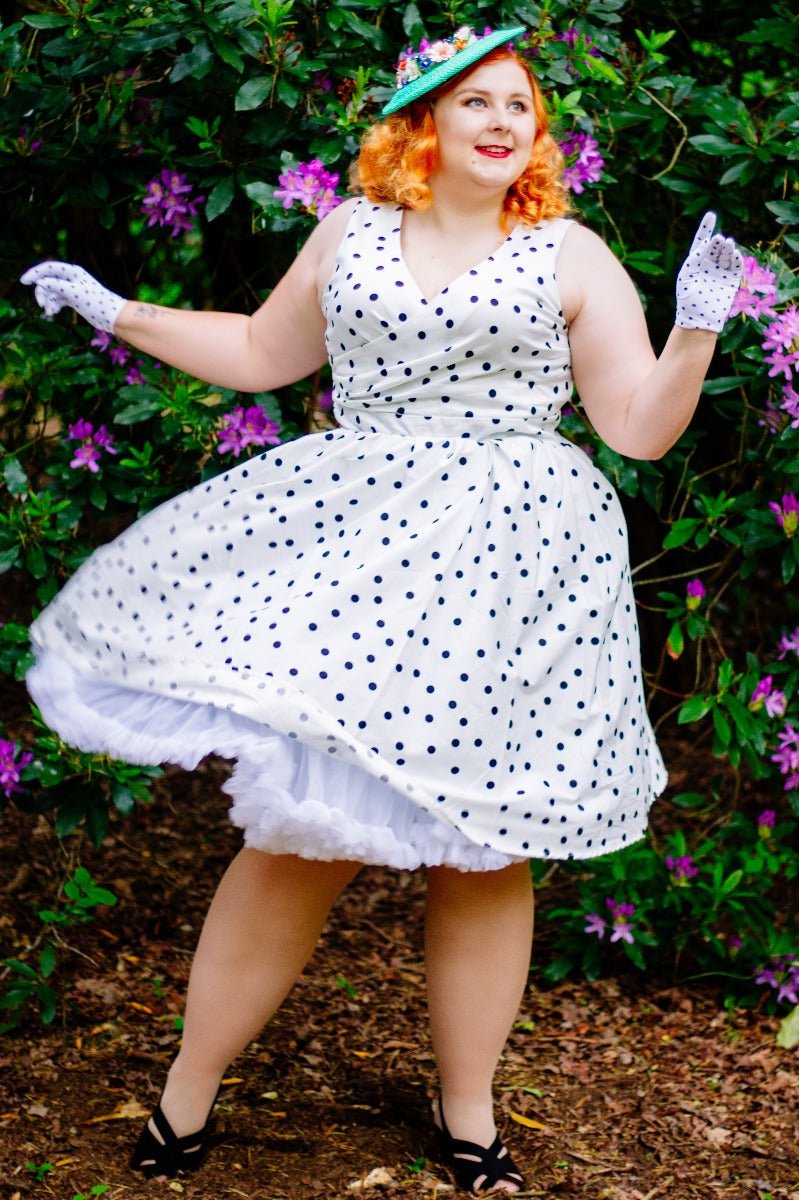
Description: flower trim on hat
xmin=394 ymin=25 xmax=492 ymax=90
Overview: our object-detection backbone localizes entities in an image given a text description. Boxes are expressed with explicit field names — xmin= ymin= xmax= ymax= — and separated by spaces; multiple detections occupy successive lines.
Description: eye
xmin=509 ymin=100 xmax=529 ymax=112
xmin=464 ymin=96 xmax=486 ymax=107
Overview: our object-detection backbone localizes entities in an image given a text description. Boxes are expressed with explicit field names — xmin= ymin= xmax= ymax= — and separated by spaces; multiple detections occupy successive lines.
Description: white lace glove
xmin=20 ymin=261 xmax=127 ymax=333
xmin=675 ymin=212 xmax=742 ymax=333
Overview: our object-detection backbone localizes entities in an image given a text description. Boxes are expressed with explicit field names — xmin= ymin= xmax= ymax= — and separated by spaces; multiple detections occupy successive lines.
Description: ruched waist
xmin=334 ymin=401 xmax=561 ymax=441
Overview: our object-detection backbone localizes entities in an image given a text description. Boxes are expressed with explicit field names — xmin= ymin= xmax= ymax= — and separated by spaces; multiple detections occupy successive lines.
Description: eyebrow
xmin=455 ymin=86 xmax=531 ymax=99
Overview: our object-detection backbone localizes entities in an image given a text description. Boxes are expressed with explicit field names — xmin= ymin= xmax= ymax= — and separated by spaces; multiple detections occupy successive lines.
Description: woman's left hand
xmin=674 ymin=212 xmax=742 ymax=333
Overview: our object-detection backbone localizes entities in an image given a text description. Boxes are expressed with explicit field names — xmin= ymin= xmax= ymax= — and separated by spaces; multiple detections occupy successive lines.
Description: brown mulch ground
xmin=1 ymin=759 xmax=798 ymax=1200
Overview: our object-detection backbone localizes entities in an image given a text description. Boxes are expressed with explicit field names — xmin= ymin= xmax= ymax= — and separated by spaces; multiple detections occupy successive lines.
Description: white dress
xmin=27 ymin=199 xmax=667 ymax=870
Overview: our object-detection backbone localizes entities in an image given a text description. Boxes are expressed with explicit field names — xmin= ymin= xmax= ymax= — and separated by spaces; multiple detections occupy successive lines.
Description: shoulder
xmin=555 ymin=222 xmax=629 ymax=325
xmin=301 ymin=196 xmax=363 ymax=297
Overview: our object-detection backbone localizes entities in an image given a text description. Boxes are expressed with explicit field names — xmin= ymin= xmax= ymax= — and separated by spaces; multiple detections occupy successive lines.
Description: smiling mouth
xmin=476 ymin=146 xmax=512 ymax=158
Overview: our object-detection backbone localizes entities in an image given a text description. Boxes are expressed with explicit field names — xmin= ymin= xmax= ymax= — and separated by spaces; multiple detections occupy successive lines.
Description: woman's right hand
xmin=20 ymin=261 xmax=127 ymax=333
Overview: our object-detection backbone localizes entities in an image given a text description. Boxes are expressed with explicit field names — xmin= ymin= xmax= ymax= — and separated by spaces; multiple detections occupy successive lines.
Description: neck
xmin=422 ymin=177 xmax=507 ymax=234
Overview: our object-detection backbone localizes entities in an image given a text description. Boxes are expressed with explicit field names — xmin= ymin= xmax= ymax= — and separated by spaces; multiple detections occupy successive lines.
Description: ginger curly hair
xmin=353 ymin=46 xmax=570 ymax=230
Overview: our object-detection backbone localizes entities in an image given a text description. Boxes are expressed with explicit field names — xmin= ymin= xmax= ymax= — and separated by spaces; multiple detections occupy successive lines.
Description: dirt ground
xmin=2 ymin=759 xmax=798 ymax=1200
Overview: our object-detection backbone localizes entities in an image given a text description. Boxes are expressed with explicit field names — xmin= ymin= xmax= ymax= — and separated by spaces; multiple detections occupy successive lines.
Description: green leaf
xmin=766 ymin=200 xmax=799 ymax=226
xmin=666 ymin=620 xmax=684 ymax=658
xmin=670 ymin=791 xmax=709 ymax=809
xmin=243 ymin=181 xmax=276 ymax=208
xmin=38 ymin=945 xmax=57 ymax=979
xmin=677 ymin=695 xmax=712 ymax=724
xmin=663 ymin=518 xmax=700 ymax=549
xmin=206 ymin=176 xmax=236 ymax=222
xmin=3 ymin=457 xmax=29 ymax=496
xmin=713 ymin=705 xmax=732 ymax=746
xmin=22 ymin=13 xmax=72 ymax=27
xmin=720 ymin=868 xmax=743 ymax=895
xmin=235 ymin=77 xmax=273 ymax=112
xmin=688 ymin=134 xmax=737 ymax=156
xmin=777 ymin=1004 xmax=799 ymax=1049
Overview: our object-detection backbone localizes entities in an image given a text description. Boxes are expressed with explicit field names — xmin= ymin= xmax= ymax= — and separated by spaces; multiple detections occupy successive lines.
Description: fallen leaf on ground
xmin=85 ymin=1097 xmax=151 ymax=1123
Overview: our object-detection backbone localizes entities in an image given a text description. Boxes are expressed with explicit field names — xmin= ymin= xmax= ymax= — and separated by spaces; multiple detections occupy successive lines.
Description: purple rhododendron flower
xmin=0 ymin=739 xmax=34 ymax=798
xmin=666 ymin=853 xmax=698 ymax=883
xmin=755 ymin=957 xmax=799 ymax=1006
xmin=777 ymin=625 xmax=799 ymax=659
xmin=91 ymin=329 xmax=113 ymax=352
xmin=758 ymin=809 xmax=776 ymax=830
xmin=728 ymin=255 xmax=778 ymax=321
xmin=108 ymin=345 xmax=131 ymax=368
xmin=142 ymin=169 xmax=205 ymax=237
xmin=771 ymin=722 xmax=799 ymax=790
xmin=685 ymin=578 xmax=706 ymax=610
xmin=274 ymin=159 xmax=342 ymax=222
xmin=65 ymin=420 xmax=118 ymax=474
xmin=781 ymin=380 xmax=799 ymax=428
xmin=125 ymin=360 xmax=146 ymax=386
xmin=584 ymin=912 xmax=606 ymax=939
xmin=762 ymin=305 xmax=799 ymax=381
xmin=317 ymin=387 xmax=334 ymax=413
xmin=605 ymin=897 xmax=635 ymax=944
xmin=559 ymin=131 xmax=605 ymax=194
xmin=749 ymin=676 xmax=787 ymax=717
xmin=770 ymin=492 xmax=799 ymax=537
xmin=217 ymin=405 xmax=282 ymax=457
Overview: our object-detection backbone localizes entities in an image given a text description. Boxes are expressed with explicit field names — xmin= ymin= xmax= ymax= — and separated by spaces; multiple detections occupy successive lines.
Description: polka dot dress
xmin=27 ymin=200 xmax=667 ymax=870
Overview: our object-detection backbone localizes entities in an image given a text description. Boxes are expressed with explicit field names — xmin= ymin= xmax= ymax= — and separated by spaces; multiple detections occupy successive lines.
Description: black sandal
xmin=434 ymin=1098 xmax=525 ymax=1195
xmin=129 ymin=1102 xmax=213 ymax=1179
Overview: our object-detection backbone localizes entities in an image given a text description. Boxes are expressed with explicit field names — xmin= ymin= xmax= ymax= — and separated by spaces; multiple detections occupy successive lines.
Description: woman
xmin=21 ymin=24 xmax=741 ymax=1196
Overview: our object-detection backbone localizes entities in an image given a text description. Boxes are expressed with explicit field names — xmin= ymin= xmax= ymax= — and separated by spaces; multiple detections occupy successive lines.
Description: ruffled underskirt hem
xmin=27 ymin=651 xmax=521 ymax=872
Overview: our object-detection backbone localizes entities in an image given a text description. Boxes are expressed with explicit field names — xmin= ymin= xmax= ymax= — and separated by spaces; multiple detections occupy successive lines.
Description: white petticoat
xmin=28 ymin=651 xmax=520 ymax=872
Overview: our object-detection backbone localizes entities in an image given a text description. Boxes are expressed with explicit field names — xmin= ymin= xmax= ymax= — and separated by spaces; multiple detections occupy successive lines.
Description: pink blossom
xmin=0 ymin=738 xmax=34 ymax=798
xmin=769 ymin=492 xmax=799 ymax=537
xmin=559 ymin=130 xmax=605 ymax=194
xmin=65 ymin=419 xmax=117 ymax=473
xmin=606 ymin=897 xmax=635 ymax=944
xmin=584 ymin=912 xmax=606 ymax=939
xmin=142 ymin=169 xmax=205 ymax=237
xmin=69 ymin=442 xmax=102 ymax=473
xmin=728 ymin=255 xmax=778 ymax=321
xmin=685 ymin=578 xmax=706 ymax=610
xmin=125 ymin=360 xmax=146 ymax=386
xmin=771 ymin=722 xmax=799 ymax=790
xmin=108 ymin=345 xmax=131 ymax=368
xmin=217 ymin=405 xmax=282 ymax=457
xmin=90 ymin=329 xmax=113 ymax=352
xmin=274 ymin=159 xmax=342 ymax=222
xmin=762 ymin=305 xmax=799 ymax=381
xmin=750 ymin=676 xmax=787 ymax=717
xmin=777 ymin=626 xmax=799 ymax=659
xmin=665 ymin=853 xmax=699 ymax=883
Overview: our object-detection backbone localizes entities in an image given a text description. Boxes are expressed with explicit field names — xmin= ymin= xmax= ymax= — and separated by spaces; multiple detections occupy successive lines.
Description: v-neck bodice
xmin=323 ymin=199 xmax=574 ymax=440
xmin=396 ymin=210 xmax=518 ymax=305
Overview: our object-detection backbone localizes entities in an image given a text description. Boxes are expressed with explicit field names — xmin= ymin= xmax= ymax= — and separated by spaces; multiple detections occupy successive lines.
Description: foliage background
xmin=1 ymin=0 xmax=798 ymax=1027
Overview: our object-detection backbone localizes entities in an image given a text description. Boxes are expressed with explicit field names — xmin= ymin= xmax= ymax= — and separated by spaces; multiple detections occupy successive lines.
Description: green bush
xmin=1 ymin=0 xmax=798 ymax=1015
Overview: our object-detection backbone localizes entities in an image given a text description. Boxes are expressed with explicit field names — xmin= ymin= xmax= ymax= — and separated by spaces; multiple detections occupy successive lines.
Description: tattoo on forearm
xmin=135 ymin=303 xmax=161 ymax=320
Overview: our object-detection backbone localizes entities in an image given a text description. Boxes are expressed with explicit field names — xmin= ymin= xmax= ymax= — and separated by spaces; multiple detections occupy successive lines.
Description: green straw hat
xmin=381 ymin=25 xmax=527 ymax=116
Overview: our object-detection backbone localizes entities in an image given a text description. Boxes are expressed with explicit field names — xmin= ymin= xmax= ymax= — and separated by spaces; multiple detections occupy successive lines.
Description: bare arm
xmin=558 ymin=224 xmax=717 ymax=460
xmin=113 ymin=198 xmax=359 ymax=393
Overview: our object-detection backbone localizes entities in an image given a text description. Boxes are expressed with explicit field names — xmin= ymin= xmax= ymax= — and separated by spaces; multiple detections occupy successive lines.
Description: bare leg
xmin=146 ymin=849 xmax=360 ymax=1150
xmin=425 ymin=860 xmax=534 ymax=1192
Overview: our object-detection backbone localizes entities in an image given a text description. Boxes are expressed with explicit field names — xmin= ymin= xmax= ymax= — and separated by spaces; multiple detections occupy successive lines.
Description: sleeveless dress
xmin=26 ymin=199 xmax=667 ymax=871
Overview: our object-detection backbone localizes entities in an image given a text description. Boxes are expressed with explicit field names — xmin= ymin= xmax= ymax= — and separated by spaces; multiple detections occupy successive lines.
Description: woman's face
xmin=430 ymin=57 xmax=536 ymax=194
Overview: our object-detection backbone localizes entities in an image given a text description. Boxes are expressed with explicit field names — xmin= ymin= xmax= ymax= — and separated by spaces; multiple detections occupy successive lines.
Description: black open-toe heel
xmin=433 ymin=1098 xmax=525 ymax=1195
xmin=129 ymin=1102 xmax=213 ymax=1179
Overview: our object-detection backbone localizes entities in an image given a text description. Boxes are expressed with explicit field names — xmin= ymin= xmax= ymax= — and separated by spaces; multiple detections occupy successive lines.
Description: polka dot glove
xmin=20 ymin=261 xmax=126 ymax=333
xmin=675 ymin=212 xmax=743 ymax=333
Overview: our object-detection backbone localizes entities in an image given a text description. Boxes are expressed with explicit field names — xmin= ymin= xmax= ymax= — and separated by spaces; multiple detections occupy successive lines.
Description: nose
xmin=488 ymin=107 xmax=510 ymax=130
